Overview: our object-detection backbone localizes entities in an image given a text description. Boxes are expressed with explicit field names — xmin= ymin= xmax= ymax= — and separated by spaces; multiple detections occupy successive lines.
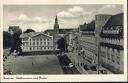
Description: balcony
xmin=100 ymin=42 xmax=123 ymax=50
xmin=102 ymin=30 xmax=119 ymax=34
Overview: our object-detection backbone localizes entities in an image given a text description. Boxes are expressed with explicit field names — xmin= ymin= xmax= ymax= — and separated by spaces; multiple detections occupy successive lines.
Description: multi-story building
xmin=20 ymin=32 xmax=53 ymax=52
xmin=66 ymin=13 xmax=123 ymax=74
xmin=99 ymin=13 xmax=123 ymax=74
xmin=66 ymin=21 xmax=98 ymax=74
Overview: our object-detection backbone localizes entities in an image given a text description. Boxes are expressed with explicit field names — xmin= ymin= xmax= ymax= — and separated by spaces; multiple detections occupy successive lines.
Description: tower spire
xmin=55 ymin=15 xmax=58 ymax=24
xmin=54 ymin=15 xmax=59 ymax=34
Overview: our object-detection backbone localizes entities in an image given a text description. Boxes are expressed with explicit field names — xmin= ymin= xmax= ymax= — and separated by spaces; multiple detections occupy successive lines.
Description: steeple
xmin=54 ymin=15 xmax=59 ymax=34
xmin=55 ymin=15 xmax=58 ymax=24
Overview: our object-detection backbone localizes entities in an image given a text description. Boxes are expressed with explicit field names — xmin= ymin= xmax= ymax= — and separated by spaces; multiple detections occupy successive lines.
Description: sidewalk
xmin=66 ymin=52 xmax=98 ymax=74
xmin=66 ymin=52 xmax=88 ymax=74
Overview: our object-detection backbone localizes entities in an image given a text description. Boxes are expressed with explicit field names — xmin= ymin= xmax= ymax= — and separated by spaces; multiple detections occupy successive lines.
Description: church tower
xmin=54 ymin=15 xmax=59 ymax=34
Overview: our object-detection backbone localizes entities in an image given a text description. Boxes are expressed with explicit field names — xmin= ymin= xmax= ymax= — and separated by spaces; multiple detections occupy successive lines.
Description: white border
xmin=0 ymin=0 xmax=127 ymax=82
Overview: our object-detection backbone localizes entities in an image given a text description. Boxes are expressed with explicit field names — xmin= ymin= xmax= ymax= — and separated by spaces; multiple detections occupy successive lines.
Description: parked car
xmin=100 ymin=69 xmax=107 ymax=74
xmin=84 ymin=65 xmax=90 ymax=70
xmin=68 ymin=63 xmax=74 ymax=68
xmin=90 ymin=65 xmax=97 ymax=71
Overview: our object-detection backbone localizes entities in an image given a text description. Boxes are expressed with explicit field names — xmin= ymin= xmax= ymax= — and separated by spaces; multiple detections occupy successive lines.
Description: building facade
xmin=20 ymin=32 xmax=53 ymax=52
xmin=66 ymin=21 xmax=98 ymax=74
xmin=99 ymin=13 xmax=124 ymax=74
xmin=66 ymin=13 xmax=123 ymax=74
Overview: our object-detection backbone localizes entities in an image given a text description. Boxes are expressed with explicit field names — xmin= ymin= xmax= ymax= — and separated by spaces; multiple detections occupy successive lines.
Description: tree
xmin=24 ymin=29 xmax=35 ymax=33
xmin=10 ymin=30 xmax=22 ymax=55
xmin=3 ymin=31 xmax=12 ymax=48
xmin=57 ymin=37 xmax=68 ymax=54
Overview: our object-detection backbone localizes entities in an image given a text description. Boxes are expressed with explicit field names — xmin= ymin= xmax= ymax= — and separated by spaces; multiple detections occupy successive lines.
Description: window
xmin=112 ymin=55 xmax=115 ymax=62
xmin=107 ymin=53 xmax=110 ymax=60
xmin=40 ymin=47 xmax=42 ymax=50
xmin=44 ymin=42 xmax=46 ymax=45
xmin=40 ymin=42 xmax=42 ymax=45
xmin=37 ymin=42 xmax=39 ymax=46
xmin=37 ymin=39 xmax=39 ymax=41
xmin=48 ymin=47 xmax=49 ymax=49
xmin=82 ymin=51 xmax=85 ymax=56
xmin=33 ymin=42 xmax=35 ymax=45
xmin=48 ymin=42 xmax=49 ymax=45
xmin=101 ymin=51 xmax=106 ymax=58
xmin=117 ymin=56 xmax=120 ymax=64
xmin=30 ymin=47 xmax=32 ymax=50
xmin=26 ymin=42 xmax=28 ymax=46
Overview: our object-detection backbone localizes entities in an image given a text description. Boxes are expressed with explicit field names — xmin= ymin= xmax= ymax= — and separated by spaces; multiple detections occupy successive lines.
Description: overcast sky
xmin=3 ymin=4 xmax=123 ymax=32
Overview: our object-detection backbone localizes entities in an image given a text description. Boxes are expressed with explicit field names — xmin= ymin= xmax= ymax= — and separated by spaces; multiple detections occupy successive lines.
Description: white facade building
xmin=20 ymin=32 xmax=53 ymax=52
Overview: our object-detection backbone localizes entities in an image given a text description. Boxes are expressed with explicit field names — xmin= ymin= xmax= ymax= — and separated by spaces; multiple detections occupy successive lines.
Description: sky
xmin=3 ymin=4 xmax=123 ymax=32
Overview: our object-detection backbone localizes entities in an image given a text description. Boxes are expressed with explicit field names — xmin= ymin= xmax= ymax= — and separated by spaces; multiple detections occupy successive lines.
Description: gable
xmin=32 ymin=33 xmax=52 ymax=39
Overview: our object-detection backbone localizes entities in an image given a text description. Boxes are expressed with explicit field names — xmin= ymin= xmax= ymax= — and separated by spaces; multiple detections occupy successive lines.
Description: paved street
xmin=66 ymin=52 xmax=98 ymax=74
xmin=57 ymin=55 xmax=80 ymax=74
xmin=4 ymin=55 xmax=63 ymax=74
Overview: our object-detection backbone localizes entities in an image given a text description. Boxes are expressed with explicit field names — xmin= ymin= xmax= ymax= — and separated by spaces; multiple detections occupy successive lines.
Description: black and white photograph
xmin=3 ymin=4 xmax=124 ymax=75
xmin=1 ymin=0 xmax=127 ymax=82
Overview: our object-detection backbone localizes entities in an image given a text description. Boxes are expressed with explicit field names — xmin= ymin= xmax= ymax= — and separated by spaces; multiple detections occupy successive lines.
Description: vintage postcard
xmin=0 ymin=0 xmax=127 ymax=82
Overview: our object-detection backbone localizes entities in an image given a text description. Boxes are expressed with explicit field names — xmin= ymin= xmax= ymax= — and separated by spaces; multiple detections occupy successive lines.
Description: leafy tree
xmin=10 ymin=30 xmax=22 ymax=55
xmin=3 ymin=31 xmax=12 ymax=48
xmin=57 ymin=37 xmax=68 ymax=54
xmin=24 ymin=29 xmax=35 ymax=33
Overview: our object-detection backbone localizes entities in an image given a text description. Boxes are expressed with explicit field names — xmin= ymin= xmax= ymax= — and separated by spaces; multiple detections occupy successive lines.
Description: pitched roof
xmin=100 ymin=13 xmax=124 ymax=38
xmin=32 ymin=32 xmax=53 ymax=38
xmin=20 ymin=32 xmax=52 ymax=38
xmin=104 ymin=13 xmax=123 ymax=27
xmin=20 ymin=32 xmax=39 ymax=38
